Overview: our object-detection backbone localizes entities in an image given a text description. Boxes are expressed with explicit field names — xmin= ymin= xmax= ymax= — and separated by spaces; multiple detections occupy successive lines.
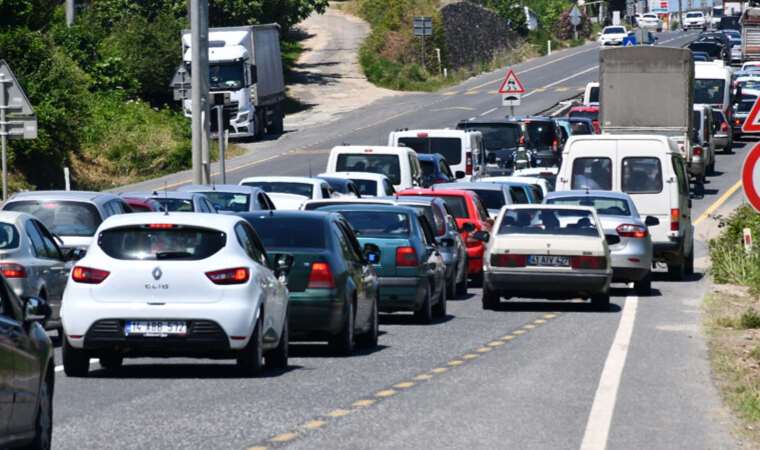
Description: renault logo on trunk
xmin=152 ymin=267 xmax=163 ymax=281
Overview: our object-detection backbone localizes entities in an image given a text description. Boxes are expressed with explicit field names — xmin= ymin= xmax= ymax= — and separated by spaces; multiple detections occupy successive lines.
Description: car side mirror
xmin=363 ymin=243 xmax=381 ymax=264
xmin=459 ymin=222 xmax=476 ymax=233
xmin=644 ymin=216 xmax=660 ymax=227
xmin=23 ymin=296 xmax=50 ymax=324
xmin=471 ymin=230 xmax=490 ymax=243
xmin=65 ymin=248 xmax=86 ymax=262
xmin=271 ymin=253 xmax=294 ymax=281
xmin=455 ymin=171 xmax=466 ymax=179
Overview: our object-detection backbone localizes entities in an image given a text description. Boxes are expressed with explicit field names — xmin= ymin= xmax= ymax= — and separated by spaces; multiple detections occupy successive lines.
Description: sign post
xmin=498 ymin=69 xmax=526 ymax=117
xmin=569 ymin=6 xmax=582 ymax=40
xmin=0 ymin=60 xmax=37 ymax=201
xmin=413 ymin=17 xmax=433 ymax=68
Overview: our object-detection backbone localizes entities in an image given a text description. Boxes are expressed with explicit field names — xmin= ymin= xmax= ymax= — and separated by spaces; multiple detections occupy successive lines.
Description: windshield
xmin=397 ymin=137 xmax=462 ymax=165
xmin=460 ymin=124 xmax=521 ymax=151
xmin=246 ymin=217 xmax=325 ymax=248
xmin=437 ymin=195 xmax=468 ymax=218
xmin=470 ymin=189 xmax=505 ymax=211
xmin=5 ymin=201 xmax=101 ymax=237
xmin=525 ymin=122 xmax=556 ymax=148
xmin=0 ymin=223 xmax=19 ymax=249
xmin=351 ymin=179 xmax=377 ymax=196
xmin=687 ymin=12 xmax=703 ymax=17
xmin=338 ymin=211 xmax=410 ymax=237
xmin=336 ymin=154 xmax=401 ymax=185
xmin=200 ymin=192 xmax=250 ymax=212
xmin=569 ymin=110 xmax=598 ymax=120
xmin=694 ymin=79 xmax=725 ymax=104
xmin=690 ymin=43 xmax=721 ymax=57
xmin=546 ymin=197 xmax=631 ymax=216
xmin=98 ymin=226 xmax=226 ymax=260
xmin=243 ymin=182 xmax=314 ymax=198
xmin=498 ymin=208 xmax=599 ymax=237
xmin=209 ymin=63 xmax=243 ymax=90
xmin=739 ymin=79 xmax=760 ymax=90
xmin=153 ymin=198 xmax=195 ymax=212
xmin=605 ymin=27 xmax=625 ymax=34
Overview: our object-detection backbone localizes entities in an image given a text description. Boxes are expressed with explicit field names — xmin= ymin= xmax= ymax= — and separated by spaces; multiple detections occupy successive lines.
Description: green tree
xmin=0 ymin=0 xmax=57 ymax=30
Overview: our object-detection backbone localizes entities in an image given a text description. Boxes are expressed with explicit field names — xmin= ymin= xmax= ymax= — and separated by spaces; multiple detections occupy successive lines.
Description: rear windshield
xmin=622 ymin=157 xmax=663 ymax=194
xmin=246 ymin=217 xmax=325 ymax=248
xmin=605 ymin=27 xmax=625 ymax=34
xmin=510 ymin=187 xmax=529 ymax=204
xmin=0 ymin=223 xmax=19 ymax=249
xmin=153 ymin=198 xmax=194 ymax=212
xmin=525 ymin=122 xmax=556 ymax=148
xmin=398 ymin=137 xmax=462 ymax=165
xmin=571 ymin=157 xmax=612 ymax=191
xmin=351 ymin=179 xmax=377 ymax=196
xmin=420 ymin=160 xmax=436 ymax=177
xmin=336 ymin=154 xmax=401 ymax=186
xmin=498 ymin=208 xmax=599 ymax=237
xmin=459 ymin=124 xmax=521 ymax=151
xmin=339 ymin=211 xmax=410 ymax=237
xmin=437 ymin=196 xmax=468 ymax=218
xmin=569 ymin=121 xmax=593 ymax=135
xmin=546 ymin=197 xmax=631 ymax=216
xmin=588 ymin=87 xmax=599 ymax=103
xmin=200 ymin=192 xmax=250 ymax=212
xmin=5 ymin=201 xmax=101 ymax=237
xmin=694 ymin=78 xmax=725 ymax=104
xmin=98 ymin=226 xmax=226 ymax=260
xmin=243 ymin=182 xmax=313 ymax=198
xmin=738 ymin=95 xmax=758 ymax=113
xmin=711 ymin=109 xmax=725 ymax=124
xmin=569 ymin=110 xmax=598 ymax=121
xmin=687 ymin=12 xmax=703 ymax=17
xmin=471 ymin=189 xmax=505 ymax=211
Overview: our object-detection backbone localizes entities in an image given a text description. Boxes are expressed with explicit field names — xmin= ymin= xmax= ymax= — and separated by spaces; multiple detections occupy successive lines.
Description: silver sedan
xmin=544 ymin=190 xmax=657 ymax=295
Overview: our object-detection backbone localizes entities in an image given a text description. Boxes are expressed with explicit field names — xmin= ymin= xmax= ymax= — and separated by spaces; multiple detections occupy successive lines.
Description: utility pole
xmin=65 ymin=0 xmax=75 ymax=26
xmin=189 ymin=0 xmax=210 ymax=185
xmin=679 ymin=0 xmax=683 ymax=26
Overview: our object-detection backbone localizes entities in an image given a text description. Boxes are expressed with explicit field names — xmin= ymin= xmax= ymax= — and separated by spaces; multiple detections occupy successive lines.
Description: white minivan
xmin=555 ymin=134 xmax=694 ymax=279
xmin=694 ymin=61 xmax=733 ymax=122
xmin=325 ymin=145 xmax=422 ymax=191
xmin=387 ymin=129 xmax=486 ymax=181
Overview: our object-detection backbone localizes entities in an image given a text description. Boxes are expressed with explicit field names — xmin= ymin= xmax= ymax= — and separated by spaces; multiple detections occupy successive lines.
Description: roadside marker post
xmin=499 ymin=69 xmax=526 ymax=117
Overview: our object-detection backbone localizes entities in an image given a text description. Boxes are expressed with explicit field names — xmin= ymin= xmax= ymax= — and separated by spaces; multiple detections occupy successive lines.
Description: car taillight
xmin=616 ymin=224 xmax=648 ymax=238
xmin=490 ymin=253 xmax=527 ymax=267
xmin=465 ymin=152 xmax=472 ymax=175
xmin=396 ymin=246 xmax=418 ymax=267
xmin=148 ymin=223 xmax=175 ymax=229
xmin=72 ymin=266 xmax=110 ymax=284
xmin=670 ymin=208 xmax=680 ymax=231
xmin=721 ymin=122 xmax=728 ymax=131
xmin=206 ymin=267 xmax=249 ymax=285
xmin=735 ymin=118 xmax=742 ymax=126
xmin=307 ymin=262 xmax=335 ymax=289
xmin=519 ymin=135 xmax=526 ymax=145
xmin=693 ymin=146 xmax=703 ymax=157
xmin=0 ymin=263 xmax=26 ymax=278
xmin=570 ymin=255 xmax=606 ymax=270
xmin=552 ymin=138 xmax=559 ymax=152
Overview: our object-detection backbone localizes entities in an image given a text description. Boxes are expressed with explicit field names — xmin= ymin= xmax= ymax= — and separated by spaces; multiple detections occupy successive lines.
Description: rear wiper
xmin=155 ymin=251 xmax=193 ymax=260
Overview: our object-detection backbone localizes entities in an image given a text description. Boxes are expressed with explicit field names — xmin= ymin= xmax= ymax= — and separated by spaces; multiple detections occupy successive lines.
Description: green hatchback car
xmin=320 ymin=204 xmax=447 ymax=324
xmin=240 ymin=211 xmax=379 ymax=355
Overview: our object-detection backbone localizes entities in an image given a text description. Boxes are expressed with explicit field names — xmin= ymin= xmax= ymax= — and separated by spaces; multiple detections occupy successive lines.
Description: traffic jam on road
xmin=1 ymin=16 xmax=758 ymax=450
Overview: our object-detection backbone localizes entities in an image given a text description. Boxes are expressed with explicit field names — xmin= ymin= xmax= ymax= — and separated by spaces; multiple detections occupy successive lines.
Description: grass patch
xmin=709 ymin=205 xmax=760 ymax=294
xmin=704 ymin=290 xmax=760 ymax=443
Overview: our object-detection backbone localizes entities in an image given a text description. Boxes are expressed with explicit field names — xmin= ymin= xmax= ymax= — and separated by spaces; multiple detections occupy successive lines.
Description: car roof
xmin=316 ymin=176 xmax=354 ymax=186
xmin=505 ymin=204 xmax=597 ymax=213
xmin=8 ymin=190 xmax=120 ymax=204
xmin=399 ymin=188 xmax=475 ymax=198
xmin=331 ymin=145 xmax=412 ymax=155
xmin=320 ymin=172 xmax=388 ymax=182
xmin=98 ymin=212 xmax=240 ymax=231
xmin=436 ymin=182 xmax=506 ymax=191
xmin=239 ymin=176 xmax=323 ymax=185
xmin=416 ymin=153 xmax=446 ymax=161
xmin=178 ymin=184 xmax=263 ymax=195
xmin=238 ymin=210 xmax=335 ymax=222
xmin=457 ymin=118 xmax=519 ymax=126
xmin=391 ymin=129 xmax=474 ymax=137
xmin=318 ymin=203 xmax=419 ymax=215
xmin=122 ymin=191 xmax=200 ymax=201
xmin=545 ymin=190 xmax=633 ymax=201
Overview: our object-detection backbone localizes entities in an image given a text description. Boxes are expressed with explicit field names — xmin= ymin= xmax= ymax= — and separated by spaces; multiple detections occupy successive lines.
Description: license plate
xmin=527 ymin=255 xmax=569 ymax=267
xmin=124 ymin=320 xmax=187 ymax=337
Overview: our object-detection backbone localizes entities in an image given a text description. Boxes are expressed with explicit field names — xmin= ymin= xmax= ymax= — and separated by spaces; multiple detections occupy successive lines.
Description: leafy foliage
xmin=555 ymin=8 xmax=592 ymax=40
xmin=710 ymin=205 xmax=760 ymax=293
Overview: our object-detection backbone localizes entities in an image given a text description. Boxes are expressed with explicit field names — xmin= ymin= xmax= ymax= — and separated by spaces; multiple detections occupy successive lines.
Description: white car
xmin=481 ymin=205 xmax=612 ymax=309
xmin=239 ymin=176 xmax=335 ymax=201
xmin=318 ymin=172 xmax=396 ymax=197
xmin=478 ymin=175 xmax=551 ymax=200
xmin=60 ymin=212 xmax=290 ymax=377
xmin=638 ymin=13 xmax=663 ymax=32
xmin=267 ymin=192 xmax=310 ymax=210
xmin=683 ymin=11 xmax=707 ymax=30
xmin=598 ymin=26 xmax=628 ymax=46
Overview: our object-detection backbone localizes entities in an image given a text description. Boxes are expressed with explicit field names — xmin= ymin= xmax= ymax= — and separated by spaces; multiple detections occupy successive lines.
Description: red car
xmin=121 ymin=197 xmax=162 ymax=212
xmin=569 ymin=106 xmax=601 ymax=134
xmin=397 ymin=188 xmax=493 ymax=282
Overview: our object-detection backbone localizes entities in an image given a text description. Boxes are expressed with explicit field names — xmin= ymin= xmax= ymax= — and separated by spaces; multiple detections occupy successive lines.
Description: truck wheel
xmin=254 ymin=109 xmax=265 ymax=140
xmin=63 ymin=336 xmax=90 ymax=377
xmin=685 ymin=247 xmax=695 ymax=276
xmin=268 ymin=103 xmax=284 ymax=135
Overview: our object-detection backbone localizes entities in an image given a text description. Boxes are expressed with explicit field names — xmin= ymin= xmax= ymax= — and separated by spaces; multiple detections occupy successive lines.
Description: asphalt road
xmin=55 ymin=30 xmax=752 ymax=449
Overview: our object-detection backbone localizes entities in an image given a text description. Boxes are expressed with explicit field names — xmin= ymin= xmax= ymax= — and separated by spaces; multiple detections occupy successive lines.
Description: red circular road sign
xmin=743 ymin=143 xmax=760 ymax=212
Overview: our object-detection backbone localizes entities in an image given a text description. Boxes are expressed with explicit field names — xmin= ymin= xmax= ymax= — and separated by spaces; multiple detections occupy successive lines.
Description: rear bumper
xmin=613 ymin=267 xmax=649 ymax=282
xmin=532 ymin=151 xmax=560 ymax=167
xmin=713 ymin=135 xmax=729 ymax=148
xmin=288 ymin=291 xmax=345 ymax=338
xmin=485 ymin=270 xmax=610 ymax=298
xmin=688 ymin=160 xmax=705 ymax=177
xmin=378 ymin=276 xmax=425 ymax=311
xmin=466 ymin=245 xmax=484 ymax=275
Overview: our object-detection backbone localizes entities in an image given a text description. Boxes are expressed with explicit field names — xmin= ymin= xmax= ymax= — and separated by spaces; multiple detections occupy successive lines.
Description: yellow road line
xmin=694 ymin=179 xmax=743 ymax=226
xmin=448 ymin=359 xmax=464 ymax=366
xmin=513 ymin=329 xmax=526 ymax=335
xmin=270 ymin=432 xmax=298 ymax=443
xmin=327 ymin=409 xmax=351 ymax=418
xmin=394 ymin=382 xmax=415 ymax=389
xmin=501 ymin=335 xmax=515 ymax=341
xmin=413 ymin=373 xmax=433 ymax=381
xmin=431 ymin=367 xmax=449 ymax=374
xmin=375 ymin=389 xmax=397 ymax=398
xmin=476 ymin=346 xmax=492 ymax=353
xmin=352 ymin=399 xmax=376 ymax=407
xmin=303 ymin=420 xmax=326 ymax=430
xmin=463 ymin=353 xmax=479 ymax=360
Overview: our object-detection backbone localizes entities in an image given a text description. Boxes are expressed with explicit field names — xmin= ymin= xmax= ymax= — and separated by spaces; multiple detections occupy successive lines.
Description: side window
xmin=439 ymin=160 xmax=454 ymax=179
xmin=0 ymin=278 xmax=20 ymax=320
xmin=242 ymin=223 xmax=267 ymax=266
xmin=350 ymin=183 xmax=360 ymax=197
xmin=530 ymin=185 xmax=544 ymax=203
xmin=672 ymin=156 xmax=689 ymax=195
xmin=510 ymin=187 xmax=529 ymax=204
xmin=571 ymin=157 xmax=612 ymax=190
xmin=332 ymin=222 xmax=357 ymax=263
xmin=234 ymin=223 xmax=257 ymax=262
xmin=472 ymin=197 xmax=489 ymax=221
xmin=26 ymin=220 xmax=48 ymax=258
xmin=432 ymin=205 xmax=446 ymax=236
xmin=321 ymin=185 xmax=331 ymax=199
xmin=34 ymin=221 xmax=63 ymax=260
xmin=101 ymin=202 xmax=115 ymax=218
xmin=257 ymin=193 xmax=267 ymax=210
xmin=337 ymin=221 xmax=364 ymax=262
xmin=384 ymin=179 xmax=395 ymax=195
xmin=205 ymin=199 xmax=216 ymax=212
xmin=197 ymin=199 xmax=209 ymax=213
xmin=418 ymin=216 xmax=436 ymax=246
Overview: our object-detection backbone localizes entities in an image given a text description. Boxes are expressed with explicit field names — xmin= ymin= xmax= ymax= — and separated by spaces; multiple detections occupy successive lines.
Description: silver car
xmin=121 ymin=191 xmax=217 ymax=213
xmin=544 ymin=190 xmax=657 ymax=295
xmin=178 ymin=184 xmax=276 ymax=212
xmin=0 ymin=211 xmax=71 ymax=331
xmin=2 ymin=191 xmax=132 ymax=251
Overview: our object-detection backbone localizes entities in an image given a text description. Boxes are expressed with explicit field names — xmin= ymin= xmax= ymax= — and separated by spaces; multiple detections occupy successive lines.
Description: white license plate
xmin=527 ymin=255 xmax=569 ymax=267
xmin=124 ymin=320 xmax=187 ymax=337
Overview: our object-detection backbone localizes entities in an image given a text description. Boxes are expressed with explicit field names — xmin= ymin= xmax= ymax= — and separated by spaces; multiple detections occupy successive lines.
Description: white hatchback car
xmin=481 ymin=205 xmax=612 ymax=309
xmin=60 ymin=213 xmax=290 ymax=377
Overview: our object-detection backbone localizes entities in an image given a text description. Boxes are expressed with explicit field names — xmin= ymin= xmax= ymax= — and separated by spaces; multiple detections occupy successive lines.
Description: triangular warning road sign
xmin=743 ymin=95 xmax=760 ymax=133
xmin=0 ymin=60 xmax=34 ymax=116
xmin=498 ymin=69 xmax=525 ymax=94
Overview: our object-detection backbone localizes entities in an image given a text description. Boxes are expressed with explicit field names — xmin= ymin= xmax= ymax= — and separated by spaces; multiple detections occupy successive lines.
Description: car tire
xmin=26 ymin=375 xmax=53 ymax=450
xmin=357 ymin=298 xmax=379 ymax=348
xmin=707 ymin=160 xmax=716 ymax=176
xmin=685 ymin=247 xmax=695 ymax=276
xmin=446 ymin=274 xmax=457 ymax=300
xmin=482 ymin=285 xmax=500 ymax=310
xmin=330 ymin=301 xmax=355 ymax=355
xmin=237 ymin=316 xmax=264 ymax=376
xmin=413 ymin=283 xmax=433 ymax=325
xmin=99 ymin=354 xmax=123 ymax=370
xmin=62 ymin=336 xmax=89 ymax=378
xmin=668 ymin=257 xmax=686 ymax=281
xmin=470 ymin=272 xmax=484 ymax=288
xmin=455 ymin=274 xmax=468 ymax=297
xmin=432 ymin=281 xmax=447 ymax=318
xmin=265 ymin=317 xmax=288 ymax=370
xmin=634 ymin=273 xmax=652 ymax=296
xmin=591 ymin=293 xmax=610 ymax=310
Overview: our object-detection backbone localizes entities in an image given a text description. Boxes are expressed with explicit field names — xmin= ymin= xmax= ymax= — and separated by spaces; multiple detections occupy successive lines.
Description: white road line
xmin=54 ymin=358 xmax=99 ymax=373
xmin=580 ymin=295 xmax=639 ymax=450
xmin=480 ymin=107 xmax=498 ymax=117
xmin=523 ymin=65 xmax=598 ymax=99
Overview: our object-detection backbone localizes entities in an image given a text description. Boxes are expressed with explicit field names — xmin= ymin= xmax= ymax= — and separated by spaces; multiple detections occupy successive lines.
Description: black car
xmin=417 ymin=153 xmax=457 ymax=186
xmin=697 ymin=31 xmax=732 ymax=50
xmin=688 ymin=41 xmax=729 ymax=64
xmin=315 ymin=176 xmax=362 ymax=197
xmin=718 ymin=15 xmax=740 ymax=31
xmin=456 ymin=119 xmax=523 ymax=170
xmin=508 ymin=116 xmax=563 ymax=168
xmin=0 ymin=275 xmax=54 ymax=449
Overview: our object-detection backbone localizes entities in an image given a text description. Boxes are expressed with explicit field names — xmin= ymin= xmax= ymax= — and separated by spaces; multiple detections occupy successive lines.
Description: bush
xmin=710 ymin=205 xmax=760 ymax=292
xmin=741 ymin=308 xmax=760 ymax=329
xmin=555 ymin=8 xmax=592 ymax=40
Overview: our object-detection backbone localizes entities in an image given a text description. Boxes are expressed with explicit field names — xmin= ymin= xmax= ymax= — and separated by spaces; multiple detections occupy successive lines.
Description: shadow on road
xmin=289 ymin=343 xmax=389 ymax=358
xmin=85 ymin=363 xmax=302 ymax=379
xmin=379 ymin=313 xmax=455 ymax=326
xmin=489 ymin=301 xmax=623 ymax=313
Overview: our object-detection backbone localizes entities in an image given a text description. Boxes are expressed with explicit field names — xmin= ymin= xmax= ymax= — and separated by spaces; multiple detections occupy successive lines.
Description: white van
xmin=555 ymin=135 xmax=694 ymax=279
xmin=387 ymin=129 xmax=486 ymax=181
xmin=694 ymin=61 xmax=733 ymax=121
xmin=325 ymin=145 xmax=422 ymax=191
xmin=583 ymin=82 xmax=599 ymax=106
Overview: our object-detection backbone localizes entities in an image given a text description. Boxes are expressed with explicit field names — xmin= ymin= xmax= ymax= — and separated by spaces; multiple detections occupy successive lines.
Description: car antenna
xmin=308 ymin=160 xmax=312 ymax=178
xmin=163 ymin=182 xmax=169 ymax=216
